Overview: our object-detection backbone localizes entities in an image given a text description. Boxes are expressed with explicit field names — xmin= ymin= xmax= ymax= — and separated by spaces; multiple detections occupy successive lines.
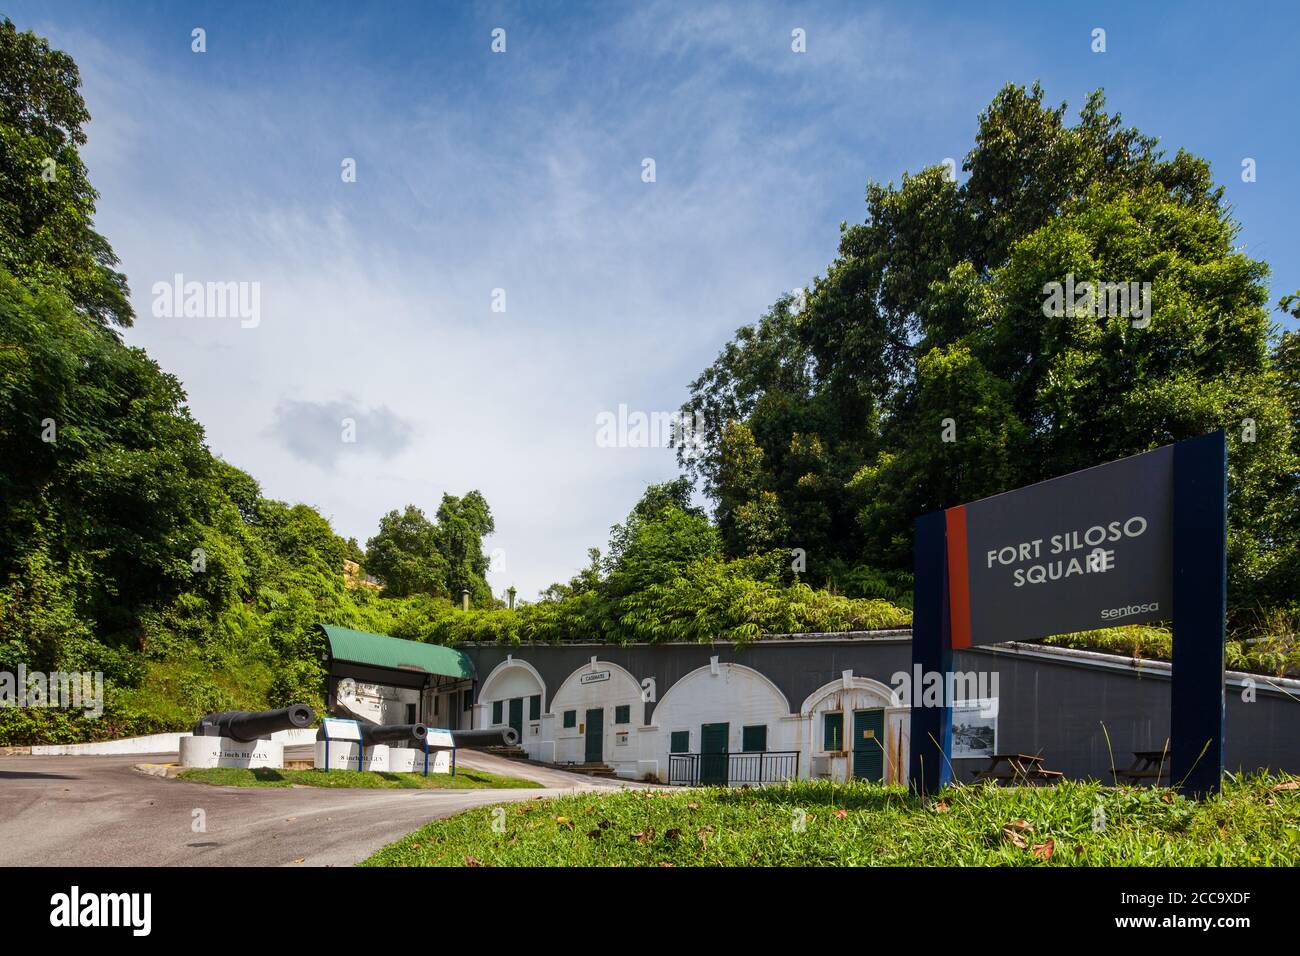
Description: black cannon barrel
xmin=193 ymin=704 xmax=315 ymax=742
xmin=359 ymin=723 xmax=428 ymax=747
xmin=451 ymin=727 xmax=519 ymax=749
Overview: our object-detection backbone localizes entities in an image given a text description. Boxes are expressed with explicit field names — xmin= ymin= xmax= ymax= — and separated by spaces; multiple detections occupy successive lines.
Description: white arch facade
xmin=548 ymin=659 xmax=647 ymax=775
xmin=476 ymin=656 xmax=547 ymax=760
xmin=461 ymin=654 xmax=911 ymax=786
xmin=653 ymin=662 xmax=799 ymax=781
xmin=800 ymin=672 xmax=909 ymax=784
xmin=480 ymin=656 xmax=547 ymax=702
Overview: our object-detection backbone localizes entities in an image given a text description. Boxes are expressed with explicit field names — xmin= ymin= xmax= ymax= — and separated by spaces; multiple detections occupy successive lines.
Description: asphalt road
xmin=0 ymin=751 xmax=635 ymax=867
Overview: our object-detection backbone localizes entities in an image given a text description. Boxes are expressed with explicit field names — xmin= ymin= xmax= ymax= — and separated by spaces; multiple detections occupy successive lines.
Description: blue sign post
xmin=909 ymin=431 xmax=1227 ymax=798
xmin=909 ymin=510 xmax=952 ymax=795
xmin=1171 ymin=431 xmax=1228 ymax=798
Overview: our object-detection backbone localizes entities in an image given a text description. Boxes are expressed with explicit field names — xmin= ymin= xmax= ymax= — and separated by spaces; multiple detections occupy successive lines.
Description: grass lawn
xmin=177 ymin=766 xmax=540 ymax=790
xmin=363 ymin=774 xmax=1300 ymax=866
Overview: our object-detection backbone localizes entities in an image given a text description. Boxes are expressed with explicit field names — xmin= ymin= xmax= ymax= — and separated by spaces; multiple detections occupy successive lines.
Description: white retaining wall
xmin=31 ymin=728 xmax=317 ymax=756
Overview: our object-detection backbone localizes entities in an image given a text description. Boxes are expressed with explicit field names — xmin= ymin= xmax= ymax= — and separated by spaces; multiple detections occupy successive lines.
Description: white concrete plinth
xmin=386 ymin=748 xmax=451 ymax=773
xmin=313 ymin=741 xmax=389 ymax=771
xmin=179 ymin=735 xmax=284 ymax=769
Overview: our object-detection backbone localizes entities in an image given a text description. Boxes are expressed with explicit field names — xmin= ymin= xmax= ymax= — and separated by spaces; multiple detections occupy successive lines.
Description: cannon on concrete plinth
xmin=182 ymin=703 xmax=316 ymax=769
xmin=193 ymin=704 xmax=315 ymax=742
xmin=314 ymin=719 xmax=455 ymax=774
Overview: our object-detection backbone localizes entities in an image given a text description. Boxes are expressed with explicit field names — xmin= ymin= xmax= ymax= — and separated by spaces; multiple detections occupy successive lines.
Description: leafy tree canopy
xmin=0 ymin=18 xmax=132 ymax=329
xmin=680 ymin=82 xmax=1299 ymax=616
xmin=364 ymin=493 xmax=496 ymax=604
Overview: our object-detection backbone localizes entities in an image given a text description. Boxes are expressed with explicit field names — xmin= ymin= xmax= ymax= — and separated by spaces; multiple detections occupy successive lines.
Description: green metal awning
xmin=317 ymin=624 xmax=476 ymax=680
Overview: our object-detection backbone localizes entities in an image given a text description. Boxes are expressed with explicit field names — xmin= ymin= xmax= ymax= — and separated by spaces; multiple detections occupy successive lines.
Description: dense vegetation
xmin=679 ymin=83 xmax=1300 ymax=621
xmin=0 ymin=20 xmax=906 ymax=745
xmin=364 ymin=773 xmax=1300 ymax=867
xmin=0 ymin=21 xmax=1295 ymax=745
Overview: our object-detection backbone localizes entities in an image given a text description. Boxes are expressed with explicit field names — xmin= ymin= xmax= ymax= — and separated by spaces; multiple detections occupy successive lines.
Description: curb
xmin=133 ymin=762 xmax=182 ymax=778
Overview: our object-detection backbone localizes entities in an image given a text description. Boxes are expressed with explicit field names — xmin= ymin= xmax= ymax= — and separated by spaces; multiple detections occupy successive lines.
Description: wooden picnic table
xmin=1117 ymin=748 xmax=1170 ymax=785
xmin=972 ymin=752 xmax=1064 ymax=786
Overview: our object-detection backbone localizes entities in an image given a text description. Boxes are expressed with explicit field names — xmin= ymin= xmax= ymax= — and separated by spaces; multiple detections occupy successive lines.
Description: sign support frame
xmin=909 ymin=510 xmax=952 ymax=795
xmin=1170 ymin=430 xmax=1228 ymax=797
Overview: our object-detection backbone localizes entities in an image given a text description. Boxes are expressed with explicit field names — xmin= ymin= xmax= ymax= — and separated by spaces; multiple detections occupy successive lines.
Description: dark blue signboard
xmin=948 ymin=446 xmax=1174 ymax=648
xmin=910 ymin=431 xmax=1227 ymax=797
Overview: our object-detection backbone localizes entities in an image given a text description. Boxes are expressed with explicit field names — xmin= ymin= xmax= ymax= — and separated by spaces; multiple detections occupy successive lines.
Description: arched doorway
xmin=478 ymin=657 xmax=547 ymax=758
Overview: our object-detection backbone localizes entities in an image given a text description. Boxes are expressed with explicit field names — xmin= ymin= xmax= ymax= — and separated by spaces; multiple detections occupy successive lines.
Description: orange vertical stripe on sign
xmin=945 ymin=505 xmax=972 ymax=649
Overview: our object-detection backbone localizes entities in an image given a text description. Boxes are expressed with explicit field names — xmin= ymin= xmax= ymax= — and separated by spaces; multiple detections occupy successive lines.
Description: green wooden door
xmin=852 ymin=709 xmax=885 ymax=781
xmin=699 ymin=722 xmax=729 ymax=785
xmin=584 ymin=708 xmax=603 ymax=763
xmin=508 ymin=697 xmax=524 ymax=742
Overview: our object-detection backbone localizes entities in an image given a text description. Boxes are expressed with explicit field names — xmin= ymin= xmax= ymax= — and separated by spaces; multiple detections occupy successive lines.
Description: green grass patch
xmin=363 ymin=773 xmax=1300 ymax=866
xmin=178 ymin=766 xmax=540 ymax=790
xmin=115 ymin=655 xmax=276 ymax=729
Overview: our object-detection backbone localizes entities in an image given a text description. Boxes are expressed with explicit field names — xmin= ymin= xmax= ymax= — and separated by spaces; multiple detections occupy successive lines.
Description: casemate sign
xmin=947 ymin=445 xmax=1173 ymax=647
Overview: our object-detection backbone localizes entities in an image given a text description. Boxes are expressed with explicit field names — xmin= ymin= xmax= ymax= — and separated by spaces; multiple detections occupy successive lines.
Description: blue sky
xmin=7 ymin=1 xmax=1298 ymax=598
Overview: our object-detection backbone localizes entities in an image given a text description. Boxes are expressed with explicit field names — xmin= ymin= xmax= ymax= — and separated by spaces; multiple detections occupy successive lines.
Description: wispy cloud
xmin=12 ymin=0 xmax=1293 ymax=597
xmin=0 ymin=4 xmax=990 ymax=597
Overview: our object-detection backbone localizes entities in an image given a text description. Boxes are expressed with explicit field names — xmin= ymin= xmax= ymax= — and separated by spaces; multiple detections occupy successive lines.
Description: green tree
xmin=0 ymin=275 xmax=239 ymax=635
xmin=434 ymin=491 xmax=496 ymax=606
xmin=679 ymin=294 xmax=876 ymax=581
xmin=681 ymin=82 xmax=1298 ymax=615
xmin=364 ymin=505 xmax=448 ymax=599
xmin=603 ymin=479 xmax=720 ymax=598
xmin=850 ymin=345 xmax=1024 ymax=568
xmin=0 ymin=18 xmax=132 ymax=328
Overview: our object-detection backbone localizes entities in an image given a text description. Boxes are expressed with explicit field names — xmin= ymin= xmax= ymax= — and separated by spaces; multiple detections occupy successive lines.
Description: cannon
xmin=192 ymin=704 xmax=315 ymax=742
xmin=357 ymin=722 xmax=428 ymax=747
xmin=451 ymin=727 xmax=519 ymax=749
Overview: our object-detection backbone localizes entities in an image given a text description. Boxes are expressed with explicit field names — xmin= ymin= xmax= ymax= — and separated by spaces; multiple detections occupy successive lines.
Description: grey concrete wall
xmin=457 ymin=636 xmax=1299 ymax=781
xmin=958 ymin=646 xmax=1300 ymax=780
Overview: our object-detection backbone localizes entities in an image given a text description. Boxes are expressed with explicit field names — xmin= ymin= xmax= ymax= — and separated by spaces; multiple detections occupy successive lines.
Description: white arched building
xmin=799 ymin=673 xmax=910 ymax=785
xmin=654 ymin=661 xmax=801 ymax=784
xmin=545 ymin=658 xmax=645 ymax=771
xmin=441 ymin=645 xmax=913 ymax=785
xmin=475 ymin=656 xmax=548 ymax=760
xmin=336 ymin=628 xmax=1300 ymax=785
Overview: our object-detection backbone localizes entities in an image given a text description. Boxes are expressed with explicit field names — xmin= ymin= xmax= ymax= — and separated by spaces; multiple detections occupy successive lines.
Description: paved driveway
xmin=0 ymin=751 xmax=637 ymax=867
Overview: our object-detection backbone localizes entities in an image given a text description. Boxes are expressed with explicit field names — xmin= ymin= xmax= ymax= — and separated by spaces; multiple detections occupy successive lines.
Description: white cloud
xmin=25 ymin=4 xmax=968 ymax=599
xmin=271 ymin=398 xmax=415 ymax=467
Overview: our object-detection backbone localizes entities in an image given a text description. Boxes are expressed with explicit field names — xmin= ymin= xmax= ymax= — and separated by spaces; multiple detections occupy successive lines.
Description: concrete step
xmin=562 ymin=762 xmax=618 ymax=777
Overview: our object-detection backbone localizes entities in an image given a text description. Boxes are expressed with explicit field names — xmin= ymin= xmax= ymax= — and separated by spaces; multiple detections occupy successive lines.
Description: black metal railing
xmin=667 ymin=751 xmax=799 ymax=786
